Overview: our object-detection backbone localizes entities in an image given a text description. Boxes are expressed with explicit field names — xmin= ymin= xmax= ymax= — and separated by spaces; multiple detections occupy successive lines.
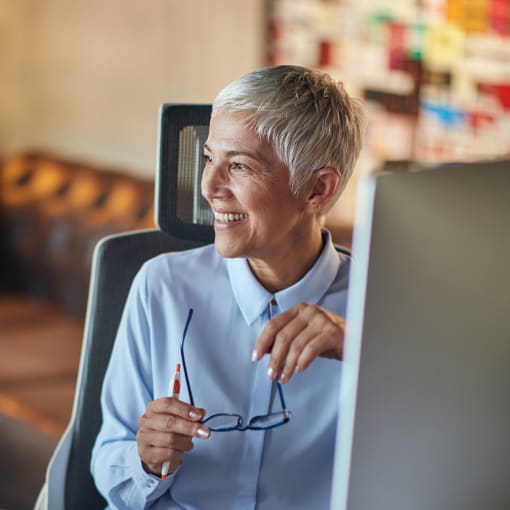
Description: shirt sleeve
xmin=90 ymin=263 xmax=176 ymax=509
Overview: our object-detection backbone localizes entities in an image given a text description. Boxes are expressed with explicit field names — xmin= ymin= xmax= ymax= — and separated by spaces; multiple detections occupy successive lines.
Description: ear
xmin=304 ymin=167 xmax=341 ymax=213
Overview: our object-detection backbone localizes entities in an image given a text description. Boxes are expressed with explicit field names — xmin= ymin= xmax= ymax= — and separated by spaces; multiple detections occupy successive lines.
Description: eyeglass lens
xmin=204 ymin=410 xmax=290 ymax=431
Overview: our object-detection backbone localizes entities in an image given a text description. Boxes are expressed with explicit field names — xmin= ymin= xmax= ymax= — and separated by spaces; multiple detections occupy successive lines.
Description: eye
xmin=202 ymin=153 xmax=213 ymax=165
xmin=231 ymin=162 xmax=250 ymax=172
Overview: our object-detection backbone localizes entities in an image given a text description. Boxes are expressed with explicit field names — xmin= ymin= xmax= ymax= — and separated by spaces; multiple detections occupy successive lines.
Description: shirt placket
xmin=233 ymin=300 xmax=278 ymax=510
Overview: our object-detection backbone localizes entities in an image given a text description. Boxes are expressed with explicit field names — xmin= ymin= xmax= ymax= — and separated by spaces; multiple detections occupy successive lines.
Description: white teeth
xmin=214 ymin=211 xmax=248 ymax=222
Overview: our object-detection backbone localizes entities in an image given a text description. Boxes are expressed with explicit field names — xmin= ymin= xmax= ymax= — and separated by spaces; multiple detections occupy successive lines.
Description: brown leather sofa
xmin=0 ymin=151 xmax=156 ymax=431
xmin=0 ymin=151 xmax=155 ymax=313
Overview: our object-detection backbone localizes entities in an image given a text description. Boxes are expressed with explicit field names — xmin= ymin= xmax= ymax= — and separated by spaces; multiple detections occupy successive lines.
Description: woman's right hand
xmin=136 ymin=397 xmax=210 ymax=476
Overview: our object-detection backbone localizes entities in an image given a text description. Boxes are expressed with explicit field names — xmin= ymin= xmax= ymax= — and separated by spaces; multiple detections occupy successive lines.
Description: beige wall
xmin=0 ymin=0 xmax=266 ymax=176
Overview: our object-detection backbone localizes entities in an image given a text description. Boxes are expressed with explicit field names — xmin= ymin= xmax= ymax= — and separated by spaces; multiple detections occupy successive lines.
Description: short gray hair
xmin=212 ymin=65 xmax=366 ymax=209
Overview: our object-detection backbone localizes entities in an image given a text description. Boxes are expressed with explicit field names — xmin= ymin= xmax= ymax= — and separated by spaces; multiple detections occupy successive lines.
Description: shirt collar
xmin=226 ymin=231 xmax=341 ymax=325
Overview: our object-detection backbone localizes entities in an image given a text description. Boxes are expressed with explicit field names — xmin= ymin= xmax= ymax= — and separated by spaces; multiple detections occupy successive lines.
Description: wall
xmin=0 ymin=0 xmax=266 ymax=176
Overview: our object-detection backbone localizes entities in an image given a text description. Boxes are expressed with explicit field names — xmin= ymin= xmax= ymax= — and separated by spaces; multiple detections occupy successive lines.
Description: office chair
xmin=37 ymin=104 xmax=213 ymax=510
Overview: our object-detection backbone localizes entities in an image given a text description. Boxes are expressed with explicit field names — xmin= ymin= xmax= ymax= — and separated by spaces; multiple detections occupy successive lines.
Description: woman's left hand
xmin=251 ymin=302 xmax=345 ymax=383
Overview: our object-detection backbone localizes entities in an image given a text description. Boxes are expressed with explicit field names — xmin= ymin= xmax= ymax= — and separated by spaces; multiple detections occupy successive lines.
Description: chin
xmin=213 ymin=238 xmax=244 ymax=259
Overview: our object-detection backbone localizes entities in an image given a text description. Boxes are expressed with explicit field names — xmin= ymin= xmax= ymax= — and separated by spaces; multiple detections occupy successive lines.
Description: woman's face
xmin=201 ymin=111 xmax=314 ymax=266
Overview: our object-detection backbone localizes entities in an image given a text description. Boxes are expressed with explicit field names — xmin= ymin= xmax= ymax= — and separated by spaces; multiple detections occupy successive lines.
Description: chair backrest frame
xmin=57 ymin=229 xmax=207 ymax=509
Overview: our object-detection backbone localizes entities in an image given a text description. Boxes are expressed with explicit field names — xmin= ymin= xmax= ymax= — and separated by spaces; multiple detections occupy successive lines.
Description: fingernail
xmin=279 ymin=372 xmax=287 ymax=384
xmin=267 ymin=367 xmax=275 ymax=379
xmin=189 ymin=410 xmax=201 ymax=419
xmin=251 ymin=350 xmax=259 ymax=362
xmin=197 ymin=427 xmax=210 ymax=439
xmin=295 ymin=365 xmax=301 ymax=374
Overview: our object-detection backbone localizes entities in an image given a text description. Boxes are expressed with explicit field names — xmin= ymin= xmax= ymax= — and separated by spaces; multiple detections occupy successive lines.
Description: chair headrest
xmin=156 ymin=103 xmax=214 ymax=243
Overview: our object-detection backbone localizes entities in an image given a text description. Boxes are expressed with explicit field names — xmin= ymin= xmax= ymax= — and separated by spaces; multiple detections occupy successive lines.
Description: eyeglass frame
xmin=179 ymin=308 xmax=291 ymax=432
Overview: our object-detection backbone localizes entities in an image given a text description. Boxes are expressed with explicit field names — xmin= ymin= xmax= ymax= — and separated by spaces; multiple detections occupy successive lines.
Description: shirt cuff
xmin=127 ymin=442 xmax=178 ymax=498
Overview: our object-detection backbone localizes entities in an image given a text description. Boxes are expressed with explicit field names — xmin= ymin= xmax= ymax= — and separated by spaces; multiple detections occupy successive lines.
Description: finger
xmin=159 ymin=452 xmax=183 ymax=476
xmin=306 ymin=307 xmax=345 ymax=360
xmin=292 ymin=305 xmax=345 ymax=361
xmin=147 ymin=397 xmax=206 ymax=422
xmin=295 ymin=333 xmax=342 ymax=373
xmin=277 ymin=327 xmax=313 ymax=383
xmin=139 ymin=411 xmax=210 ymax=440
xmin=252 ymin=307 xmax=299 ymax=361
xmin=253 ymin=305 xmax=307 ymax=362
xmin=265 ymin=315 xmax=308 ymax=381
xmin=138 ymin=442 xmax=184 ymax=475
xmin=137 ymin=427 xmax=195 ymax=452
xmin=276 ymin=323 xmax=335 ymax=383
xmin=277 ymin=306 xmax=345 ymax=380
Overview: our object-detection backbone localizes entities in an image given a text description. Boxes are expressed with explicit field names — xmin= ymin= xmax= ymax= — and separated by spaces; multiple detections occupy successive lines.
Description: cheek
xmin=200 ymin=172 xmax=210 ymax=199
xmin=232 ymin=182 xmax=270 ymax=208
xmin=246 ymin=195 xmax=276 ymax=220
xmin=233 ymin=179 xmax=298 ymax=217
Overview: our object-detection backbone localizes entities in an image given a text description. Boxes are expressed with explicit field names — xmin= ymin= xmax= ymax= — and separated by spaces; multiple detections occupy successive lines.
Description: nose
xmin=201 ymin=161 xmax=229 ymax=199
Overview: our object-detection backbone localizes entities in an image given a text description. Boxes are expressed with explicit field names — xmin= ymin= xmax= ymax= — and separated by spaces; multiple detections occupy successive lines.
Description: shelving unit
xmin=266 ymin=0 xmax=510 ymax=165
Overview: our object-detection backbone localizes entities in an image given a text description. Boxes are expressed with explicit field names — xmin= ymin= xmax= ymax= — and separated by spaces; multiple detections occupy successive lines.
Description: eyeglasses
xmin=180 ymin=308 xmax=291 ymax=432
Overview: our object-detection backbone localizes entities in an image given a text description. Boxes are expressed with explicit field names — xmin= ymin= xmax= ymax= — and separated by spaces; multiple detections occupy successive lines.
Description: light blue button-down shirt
xmin=91 ymin=231 xmax=350 ymax=509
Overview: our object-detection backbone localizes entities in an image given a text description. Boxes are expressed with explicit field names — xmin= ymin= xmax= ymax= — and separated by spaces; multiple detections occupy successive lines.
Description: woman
xmin=91 ymin=65 xmax=365 ymax=509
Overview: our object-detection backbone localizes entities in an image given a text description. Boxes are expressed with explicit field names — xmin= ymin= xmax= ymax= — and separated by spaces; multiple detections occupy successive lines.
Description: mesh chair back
xmin=156 ymin=103 xmax=213 ymax=242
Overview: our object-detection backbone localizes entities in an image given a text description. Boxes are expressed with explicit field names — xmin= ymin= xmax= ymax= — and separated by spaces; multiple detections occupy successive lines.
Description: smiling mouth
xmin=214 ymin=211 xmax=248 ymax=223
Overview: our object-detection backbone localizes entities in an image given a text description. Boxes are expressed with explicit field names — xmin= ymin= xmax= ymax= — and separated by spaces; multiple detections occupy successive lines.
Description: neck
xmin=247 ymin=230 xmax=325 ymax=293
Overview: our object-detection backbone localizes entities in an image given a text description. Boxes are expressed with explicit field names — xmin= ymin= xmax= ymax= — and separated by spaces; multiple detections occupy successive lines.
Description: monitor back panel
xmin=332 ymin=161 xmax=510 ymax=510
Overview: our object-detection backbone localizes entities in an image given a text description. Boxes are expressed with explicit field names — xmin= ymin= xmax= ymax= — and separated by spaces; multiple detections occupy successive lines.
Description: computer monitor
xmin=331 ymin=160 xmax=510 ymax=510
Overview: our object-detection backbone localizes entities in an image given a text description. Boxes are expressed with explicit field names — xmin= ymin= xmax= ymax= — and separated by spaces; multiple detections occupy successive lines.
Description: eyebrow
xmin=203 ymin=143 xmax=271 ymax=165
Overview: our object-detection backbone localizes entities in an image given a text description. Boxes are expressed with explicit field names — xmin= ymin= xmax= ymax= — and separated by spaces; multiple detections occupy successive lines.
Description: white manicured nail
xmin=197 ymin=427 xmax=210 ymax=439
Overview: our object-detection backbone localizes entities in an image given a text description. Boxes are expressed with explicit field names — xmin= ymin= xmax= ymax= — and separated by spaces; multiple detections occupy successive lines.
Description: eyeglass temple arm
xmin=182 ymin=308 xmax=287 ymax=413
xmin=276 ymin=382 xmax=288 ymax=411
xmin=180 ymin=308 xmax=195 ymax=407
